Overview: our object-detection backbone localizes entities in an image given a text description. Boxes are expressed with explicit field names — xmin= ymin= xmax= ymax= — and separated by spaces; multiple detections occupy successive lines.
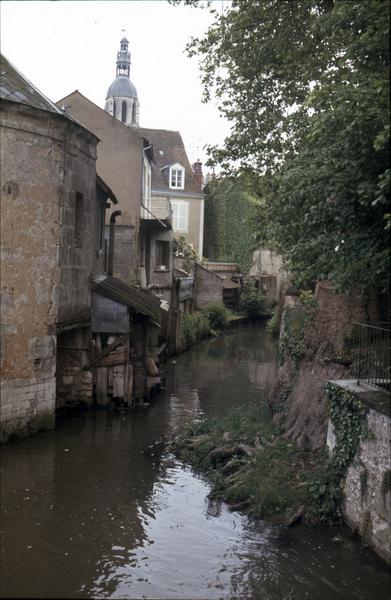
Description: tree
xmin=178 ymin=0 xmax=390 ymax=293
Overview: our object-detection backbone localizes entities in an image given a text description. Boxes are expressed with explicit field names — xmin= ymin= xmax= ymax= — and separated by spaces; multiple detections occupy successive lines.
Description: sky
xmin=0 ymin=0 xmax=230 ymax=167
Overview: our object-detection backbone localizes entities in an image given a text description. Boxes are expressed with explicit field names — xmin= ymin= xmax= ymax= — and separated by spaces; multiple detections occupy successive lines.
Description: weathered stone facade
xmin=0 ymin=76 xmax=105 ymax=441
xmin=342 ymin=407 xmax=390 ymax=563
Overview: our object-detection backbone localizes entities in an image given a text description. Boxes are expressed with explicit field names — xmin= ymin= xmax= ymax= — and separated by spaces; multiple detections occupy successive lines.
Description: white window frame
xmin=171 ymin=199 xmax=189 ymax=233
xmin=169 ymin=163 xmax=185 ymax=190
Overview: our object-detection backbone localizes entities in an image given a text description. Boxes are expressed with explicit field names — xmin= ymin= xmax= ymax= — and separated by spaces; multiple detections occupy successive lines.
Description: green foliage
xmin=279 ymin=306 xmax=305 ymax=365
xmin=182 ymin=311 xmax=211 ymax=346
xmin=182 ymin=303 xmax=229 ymax=347
xmin=173 ymin=236 xmax=197 ymax=260
xmin=279 ymin=293 xmax=318 ymax=364
xmin=266 ymin=304 xmax=281 ymax=337
xmin=309 ymin=382 xmax=370 ymax=521
xmin=182 ymin=0 xmax=390 ymax=293
xmin=239 ymin=279 xmax=266 ymax=318
xmin=203 ymin=176 xmax=259 ymax=272
xmin=201 ymin=302 xmax=229 ymax=330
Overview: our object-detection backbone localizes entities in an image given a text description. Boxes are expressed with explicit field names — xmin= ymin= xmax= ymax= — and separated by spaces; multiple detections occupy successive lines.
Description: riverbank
xmin=172 ymin=404 xmax=331 ymax=526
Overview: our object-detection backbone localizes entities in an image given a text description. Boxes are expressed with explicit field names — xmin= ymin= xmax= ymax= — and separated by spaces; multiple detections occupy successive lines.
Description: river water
xmin=1 ymin=325 xmax=389 ymax=599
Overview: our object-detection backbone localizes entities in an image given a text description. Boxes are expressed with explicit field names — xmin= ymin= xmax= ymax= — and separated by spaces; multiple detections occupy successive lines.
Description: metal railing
xmin=351 ymin=322 xmax=390 ymax=391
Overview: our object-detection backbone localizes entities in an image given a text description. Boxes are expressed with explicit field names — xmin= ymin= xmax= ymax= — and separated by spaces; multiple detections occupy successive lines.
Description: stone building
xmin=0 ymin=54 xmax=115 ymax=442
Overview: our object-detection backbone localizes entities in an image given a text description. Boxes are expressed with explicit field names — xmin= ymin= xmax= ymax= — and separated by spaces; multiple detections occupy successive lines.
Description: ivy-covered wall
xmin=203 ymin=177 xmax=258 ymax=272
xmin=326 ymin=382 xmax=391 ymax=564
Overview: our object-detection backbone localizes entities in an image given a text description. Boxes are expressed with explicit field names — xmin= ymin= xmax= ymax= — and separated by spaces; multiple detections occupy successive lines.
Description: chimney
xmin=193 ymin=159 xmax=203 ymax=191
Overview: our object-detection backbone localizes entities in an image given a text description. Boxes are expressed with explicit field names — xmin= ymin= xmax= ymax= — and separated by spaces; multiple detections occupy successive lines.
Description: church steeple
xmin=116 ymin=37 xmax=131 ymax=78
xmin=105 ymin=36 xmax=139 ymax=127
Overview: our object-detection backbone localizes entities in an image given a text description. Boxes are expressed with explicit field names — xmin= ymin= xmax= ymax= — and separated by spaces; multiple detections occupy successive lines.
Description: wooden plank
xmin=96 ymin=367 xmax=108 ymax=406
xmin=86 ymin=334 xmax=129 ymax=369
xmin=99 ymin=349 xmax=127 ymax=367
xmin=125 ymin=364 xmax=133 ymax=406
xmin=113 ymin=365 xmax=125 ymax=397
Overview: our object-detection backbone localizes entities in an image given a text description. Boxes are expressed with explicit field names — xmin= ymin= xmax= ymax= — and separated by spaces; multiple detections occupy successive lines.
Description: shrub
xmin=173 ymin=236 xmax=197 ymax=274
xmin=202 ymin=302 xmax=229 ymax=330
xmin=182 ymin=311 xmax=211 ymax=346
xmin=239 ymin=280 xmax=266 ymax=318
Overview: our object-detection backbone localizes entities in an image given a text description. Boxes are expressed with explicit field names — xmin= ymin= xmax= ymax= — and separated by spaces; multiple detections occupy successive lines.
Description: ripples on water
xmin=1 ymin=325 xmax=390 ymax=599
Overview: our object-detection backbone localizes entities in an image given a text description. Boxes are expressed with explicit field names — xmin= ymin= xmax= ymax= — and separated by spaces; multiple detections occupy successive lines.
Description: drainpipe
xmin=108 ymin=210 xmax=122 ymax=276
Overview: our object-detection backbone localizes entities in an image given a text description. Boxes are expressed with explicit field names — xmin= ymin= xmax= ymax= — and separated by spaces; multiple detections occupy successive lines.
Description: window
xmin=171 ymin=200 xmax=189 ymax=233
xmin=74 ymin=191 xmax=84 ymax=245
xmin=121 ymin=101 xmax=127 ymax=123
xmin=169 ymin=164 xmax=185 ymax=190
xmin=155 ymin=240 xmax=170 ymax=270
xmin=132 ymin=102 xmax=136 ymax=124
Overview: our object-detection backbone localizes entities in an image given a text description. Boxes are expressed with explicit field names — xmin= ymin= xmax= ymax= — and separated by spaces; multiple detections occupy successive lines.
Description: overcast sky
xmin=1 ymin=0 xmax=230 ymax=167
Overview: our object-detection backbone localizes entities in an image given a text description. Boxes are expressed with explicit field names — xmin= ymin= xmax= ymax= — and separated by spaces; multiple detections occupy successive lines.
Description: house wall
xmin=151 ymin=192 xmax=204 ymax=256
xmin=0 ymin=101 xmax=99 ymax=442
xmin=58 ymin=92 xmax=143 ymax=281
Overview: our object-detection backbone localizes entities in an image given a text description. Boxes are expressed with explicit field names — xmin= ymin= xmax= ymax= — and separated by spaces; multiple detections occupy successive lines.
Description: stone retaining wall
xmin=343 ymin=407 xmax=390 ymax=563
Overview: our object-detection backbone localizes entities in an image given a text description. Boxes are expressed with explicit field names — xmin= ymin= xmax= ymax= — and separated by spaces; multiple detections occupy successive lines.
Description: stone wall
xmin=342 ymin=407 xmax=390 ymax=563
xmin=0 ymin=376 xmax=56 ymax=443
xmin=56 ymin=328 xmax=93 ymax=409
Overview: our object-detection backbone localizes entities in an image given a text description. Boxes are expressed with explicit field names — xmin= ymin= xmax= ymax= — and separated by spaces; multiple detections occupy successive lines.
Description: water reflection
xmin=1 ymin=324 xmax=389 ymax=599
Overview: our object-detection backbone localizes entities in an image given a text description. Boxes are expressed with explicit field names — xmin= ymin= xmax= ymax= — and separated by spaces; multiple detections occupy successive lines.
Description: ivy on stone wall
xmin=279 ymin=291 xmax=316 ymax=366
xmin=203 ymin=176 xmax=259 ymax=272
xmin=309 ymin=382 xmax=370 ymax=522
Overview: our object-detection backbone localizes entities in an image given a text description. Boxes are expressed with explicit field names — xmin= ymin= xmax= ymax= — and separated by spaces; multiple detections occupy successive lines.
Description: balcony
xmin=141 ymin=198 xmax=172 ymax=227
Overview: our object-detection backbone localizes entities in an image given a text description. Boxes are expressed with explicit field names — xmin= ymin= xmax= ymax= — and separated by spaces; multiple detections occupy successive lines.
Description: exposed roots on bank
xmin=171 ymin=405 xmax=329 ymax=526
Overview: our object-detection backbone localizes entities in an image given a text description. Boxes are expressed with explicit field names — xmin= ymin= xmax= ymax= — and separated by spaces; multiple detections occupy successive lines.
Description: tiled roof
xmin=90 ymin=275 xmax=162 ymax=323
xmin=0 ymin=53 xmax=63 ymax=115
xmin=139 ymin=127 xmax=201 ymax=195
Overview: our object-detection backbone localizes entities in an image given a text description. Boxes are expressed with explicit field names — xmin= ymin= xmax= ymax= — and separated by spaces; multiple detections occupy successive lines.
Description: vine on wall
xmin=203 ymin=177 xmax=259 ymax=272
xmin=278 ymin=290 xmax=316 ymax=366
xmin=309 ymin=382 xmax=370 ymax=522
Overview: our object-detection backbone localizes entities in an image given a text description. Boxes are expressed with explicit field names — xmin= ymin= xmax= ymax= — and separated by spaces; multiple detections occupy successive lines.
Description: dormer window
xmin=169 ymin=163 xmax=185 ymax=190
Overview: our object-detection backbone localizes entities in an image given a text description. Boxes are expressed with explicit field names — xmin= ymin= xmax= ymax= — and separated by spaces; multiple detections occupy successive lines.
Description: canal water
xmin=1 ymin=325 xmax=389 ymax=599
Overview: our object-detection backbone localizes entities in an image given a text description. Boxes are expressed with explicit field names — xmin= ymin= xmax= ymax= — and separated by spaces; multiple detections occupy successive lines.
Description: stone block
xmin=28 ymin=336 xmax=56 ymax=360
